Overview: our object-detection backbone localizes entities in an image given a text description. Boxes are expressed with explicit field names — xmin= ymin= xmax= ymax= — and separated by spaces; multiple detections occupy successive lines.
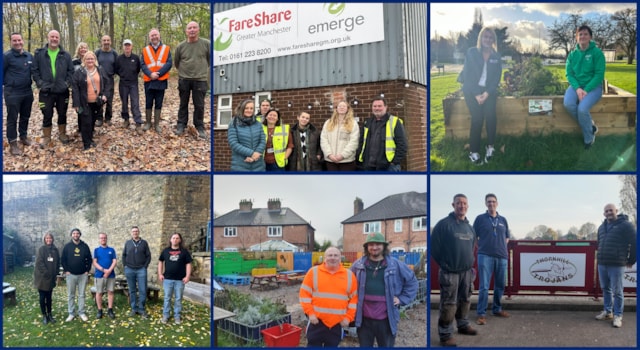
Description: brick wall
xmin=343 ymin=218 xmax=427 ymax=253
xmin=213 ymin=80 xmax=427 ymax=171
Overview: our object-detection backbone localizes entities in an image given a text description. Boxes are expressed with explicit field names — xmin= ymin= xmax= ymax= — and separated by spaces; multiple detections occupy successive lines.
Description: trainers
xmin=107 ymin=309 xmax=116 ymax=319
xmin=175 ymin=124 xmax=185 ymax=136
xmin=592 ymin=122 xmax=598 ymax=135
xmin=128 ymin=310 xmax=136 ymax=317
xmin=440 ymin=337 xmax=457 ymax=347
xmin=65 ymin=315 xmax=74 ymax=322
xmin=469 ymin=152 xmax=483 ymax=165
xmin=197 ymin=127 xmax=206 ymax=139
xmin=140 ymin=311 xmax=149 ymax=319
xmin=613 ymin=315 xmax=622 ymax=328
xmin=96 ymin=309 xmax=103 ymax=319
xmin=105 ymin=119 xmax=113 ymax=126
xmin=476 ymin=316 xmax=486 ymax=325
xmin=79 ymin=314 xmax=88 ymax=322
xmin=95 ymin=119 xmax=103 ymax=127
xmin=174 ymin=317 xmax=181 ymax=325
xmin=161 ymin=317 xmax=168 ymax=324
xmin=123 ymin=120 xmax=130 ymax=128
xmin=596 ymin=311 xmax=613 ymax=320
xmin=458 ymin=325 xmax=477 ymax=336
xmin=493 ymin=310 xmax=510 ymax=318
xmin=484 ymin=145 xmax=495 ymax=163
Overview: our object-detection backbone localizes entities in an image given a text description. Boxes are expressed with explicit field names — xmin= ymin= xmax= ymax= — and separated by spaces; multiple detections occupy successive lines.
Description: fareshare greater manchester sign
xmin=214 ymin=3 xmax=385 ymax=66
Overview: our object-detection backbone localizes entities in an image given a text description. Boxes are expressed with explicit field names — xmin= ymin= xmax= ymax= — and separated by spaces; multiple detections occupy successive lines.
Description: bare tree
xmin=611 ymin=8 xmax=637 ymax=64
xmin=66 ymin=3 xmax=75 ymax=51
xmin=547 ymin=12 xmax=583 ymax=58
xmin=618 ymin=175 xmax=637 ymax=225
xmin=48 ymin=3 xmax=60 ymax=32
xmin=590 ymin=14 xmax=617 ymax=49
xmin=108 ymin=3 xmax=114 ymax=40
xmin=156 ymin=3 xmax=162 ymax=31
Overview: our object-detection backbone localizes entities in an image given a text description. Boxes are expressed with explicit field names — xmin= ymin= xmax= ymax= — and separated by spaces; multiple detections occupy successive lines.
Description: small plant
xmin=222 ymin=289 xmax=288 ymax=326
xmin=501 ymin=57 xmax=566 ymax=97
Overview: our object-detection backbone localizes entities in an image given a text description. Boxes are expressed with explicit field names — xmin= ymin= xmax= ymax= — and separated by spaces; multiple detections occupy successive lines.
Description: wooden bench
xmin=436 ymin=64 xmax=445 ymax=75
xmin=3 ymin=287 xmax=16 ymax=307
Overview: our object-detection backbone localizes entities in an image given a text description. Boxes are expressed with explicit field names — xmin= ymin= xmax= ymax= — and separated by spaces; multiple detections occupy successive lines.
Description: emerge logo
xmin=324 ymin=3 xmax=345 ymax=16
xmin=215 ymin=17 xmax=233 ymax=52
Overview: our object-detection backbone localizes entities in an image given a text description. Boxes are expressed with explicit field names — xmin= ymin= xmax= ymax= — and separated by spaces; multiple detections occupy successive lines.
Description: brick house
xmin=213 ymin=198 xmax=315 ymax=252
xmin=342 ymin=192 xmax=426 ymax=253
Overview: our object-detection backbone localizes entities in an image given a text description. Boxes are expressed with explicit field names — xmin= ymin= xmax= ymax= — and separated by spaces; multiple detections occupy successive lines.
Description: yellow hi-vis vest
xmin=358 ymin=115 xmax=403 ymax=163
xmin=263 ymin=124 xmax=290 ymax=168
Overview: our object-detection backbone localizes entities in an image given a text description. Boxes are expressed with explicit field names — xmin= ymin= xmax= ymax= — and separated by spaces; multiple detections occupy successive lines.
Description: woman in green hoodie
xmin=563 ymin=25 xmax=605 ymax=149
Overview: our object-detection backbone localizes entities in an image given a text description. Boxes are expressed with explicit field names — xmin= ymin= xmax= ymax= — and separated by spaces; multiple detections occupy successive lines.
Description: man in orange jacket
xmin=299 ymin=247 xmax=358 ymax=347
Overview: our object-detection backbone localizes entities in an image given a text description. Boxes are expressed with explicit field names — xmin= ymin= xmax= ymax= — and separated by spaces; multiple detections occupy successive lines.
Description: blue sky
xmin=430 ymin=3 xmax=635 ymax=52
xmin=430 ymin=174 xmax=631 ymax=239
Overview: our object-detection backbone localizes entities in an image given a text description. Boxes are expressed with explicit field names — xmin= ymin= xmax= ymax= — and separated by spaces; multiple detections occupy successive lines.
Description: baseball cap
xmin=123 ymin=39 xmax=132 ymax=45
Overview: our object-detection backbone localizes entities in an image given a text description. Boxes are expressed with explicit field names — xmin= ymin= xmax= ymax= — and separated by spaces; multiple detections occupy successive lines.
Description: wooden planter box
xmin=443 ymin=85 xmax=636 ymax=138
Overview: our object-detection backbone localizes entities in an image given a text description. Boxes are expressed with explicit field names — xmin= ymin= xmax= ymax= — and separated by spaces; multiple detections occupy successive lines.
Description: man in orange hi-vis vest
xmin=299 ymin=247 xmax=357 ymax=347
xmin=140 ymin=28 xmax=172 ymax=134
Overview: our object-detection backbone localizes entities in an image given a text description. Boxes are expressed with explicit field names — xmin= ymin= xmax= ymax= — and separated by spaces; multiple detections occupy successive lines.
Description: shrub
xmin=501 ymin=57 xmax=566 ymax=97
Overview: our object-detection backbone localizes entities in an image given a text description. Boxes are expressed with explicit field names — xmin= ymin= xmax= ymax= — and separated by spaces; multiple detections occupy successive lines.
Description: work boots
xmin=58 ymin=124 xmax=70 ymax=144
xmin=19 ymin=136 xmax=34 ymax=146
xmin=143 ymin=109 xmax=152 ymax=131
xmin=9 ymin=140 xmax=21 ymax=156
xmin=135 ymin=123 xmax=143 ymax=135
xmin=154 ymin=109 xmax=162 ymax=133
xmin=40 ymin=127 xmax=52 ymax=149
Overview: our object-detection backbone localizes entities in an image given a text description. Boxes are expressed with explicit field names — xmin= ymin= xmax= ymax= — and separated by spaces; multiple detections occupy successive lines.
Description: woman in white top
xmin=320 ymin=101 xmax=360 ymax=171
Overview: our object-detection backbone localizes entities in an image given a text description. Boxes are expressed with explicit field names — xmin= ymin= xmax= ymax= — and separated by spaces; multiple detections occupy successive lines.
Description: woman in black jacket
xmin=461 ymin=27 xmax=502 ymax=165
xmin=287 ymin=111 xmax=323 ymax=171
xmin=71 ymin=51 xmax=109 ymax=150
xmin=33 ymin=233 xmax=60 ymax=324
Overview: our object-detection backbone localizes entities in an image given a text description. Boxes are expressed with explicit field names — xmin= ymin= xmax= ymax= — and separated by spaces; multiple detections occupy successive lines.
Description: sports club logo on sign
xmin=520 ymin=253 xmax=586 ymax=287
xmin=213 ymin=3 xmax=385 ymax=66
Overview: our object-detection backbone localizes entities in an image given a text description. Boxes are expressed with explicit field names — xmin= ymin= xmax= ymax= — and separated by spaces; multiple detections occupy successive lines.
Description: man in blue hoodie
xmin=563 ymin=25 xmax=606 ymax=149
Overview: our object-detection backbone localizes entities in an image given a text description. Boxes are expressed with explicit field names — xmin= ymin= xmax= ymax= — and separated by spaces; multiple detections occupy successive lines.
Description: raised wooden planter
xmin=443 ymin=84 xmax=636 ymax=138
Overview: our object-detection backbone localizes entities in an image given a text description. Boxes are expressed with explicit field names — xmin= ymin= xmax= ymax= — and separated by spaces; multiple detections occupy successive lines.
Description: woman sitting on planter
xmin=461 ymin=27 xmax=502 ymax=165
xmin=563 ymin=25 xmax=605 ymax=150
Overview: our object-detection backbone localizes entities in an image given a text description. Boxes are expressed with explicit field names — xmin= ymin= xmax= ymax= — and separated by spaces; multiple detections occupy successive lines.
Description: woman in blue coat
xmin=227 ymin=99 xmax=266 ymax=171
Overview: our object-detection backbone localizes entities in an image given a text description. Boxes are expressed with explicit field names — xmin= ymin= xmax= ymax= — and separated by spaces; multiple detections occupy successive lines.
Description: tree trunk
xmin=156 ymin=3 xmax=162 ymax=30
xmin=48 ymin=4 xmax=60 ymax=32
xmin=66 ymin=3 xmax=75 ymax=51
xmin=108 ymin=3 xmax=114 ymax=41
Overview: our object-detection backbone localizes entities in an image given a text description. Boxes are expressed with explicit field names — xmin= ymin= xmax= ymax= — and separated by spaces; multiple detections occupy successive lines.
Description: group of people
xmin=34 ymin=226 xmax=193 ymax=325
xmin=299 ymin=233 xmax=418 ymax=347
xmin=226 ymin=97 xmax=408 ymax=172
xmin=431 ymin=194 xmax=636 ymax=347
xmin=3 ymin=22 xmax=209 ymax=154
xmin=461 ymin=25 xmax=605 ymax=165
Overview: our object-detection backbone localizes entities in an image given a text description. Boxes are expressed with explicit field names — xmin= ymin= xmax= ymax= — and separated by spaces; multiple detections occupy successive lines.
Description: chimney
xmin=239 ymin=199 xmax=253 ymax=212
xmin=268 ymin=198 xmax=281 ymax=211
xmin=354 ymin=197 xmax=364 ymax=215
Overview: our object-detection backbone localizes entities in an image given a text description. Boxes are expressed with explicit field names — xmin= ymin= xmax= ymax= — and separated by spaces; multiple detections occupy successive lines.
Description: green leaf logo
xmin=214 ymin=17 xmax=233 ymax=52
xmin=324 ymin=3 xmax=346 ymax=16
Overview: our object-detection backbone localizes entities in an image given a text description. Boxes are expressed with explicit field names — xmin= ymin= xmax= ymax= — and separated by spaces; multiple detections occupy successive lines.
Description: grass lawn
xmin=430 ymin=62 xmax=637 ymax=171
xmin=3 ymin=267 xmax=211 ymax=347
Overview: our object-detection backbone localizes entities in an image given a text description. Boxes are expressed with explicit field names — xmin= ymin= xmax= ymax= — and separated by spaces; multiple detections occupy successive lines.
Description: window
xmin=363 ymin=221 xmax=381 ymax=234
xmin=224 ymin=227 xmax=237 ymax=237
xmin=255 ymin=92 xmax=271 ymax=112
xmin=267 ymin=226 xmax=282 ymax=237
xmin=390 ymin=247 xmax=405 ymax=253
xmin=412 ymin=216 xmax=427 ymax=231
xmin=217 ymin=95 xmax=233 ymax=127
xmin=394 ymin=219 xmax=402 ymax=232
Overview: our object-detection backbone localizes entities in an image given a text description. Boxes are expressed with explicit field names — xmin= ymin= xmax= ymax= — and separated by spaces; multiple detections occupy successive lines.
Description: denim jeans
xmin=66 ymin=273 xmax=88 ymax=316
xmin=598 ymin=264 xmax=625 ymax=316
xmin=125 ymin=266 xmax=147 ymax=313
xmin=476 ymin=254 xmax=507 ymax=316
xmin=162 ymin=279 xmax=185 ymax=319
xmin=438 ymin=268 xmax=474 ymax=341
xmin=563 ymin=85 xmax=602 ymax=144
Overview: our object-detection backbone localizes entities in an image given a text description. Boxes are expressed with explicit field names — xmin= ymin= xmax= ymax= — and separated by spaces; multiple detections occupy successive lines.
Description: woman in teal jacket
xmin=563 ymin=25 xmax=605 ymax=149
xmin=227 ymin=99 xmax=266 ymax=171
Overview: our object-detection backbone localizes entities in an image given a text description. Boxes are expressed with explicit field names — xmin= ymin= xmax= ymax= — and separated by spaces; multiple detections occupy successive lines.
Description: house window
xmin=217 ymin=95 xmax=233 ymax=127
xmin=394 ymin=219 xmax=402 ymax=232
xmin=267 ymin=226 xmax=282 ymax=237
xmin=255 ymin=92 xmax=271 ymax=112
xmin=224 ymin=227 xmax=237 ymax=237
xmin=412 ymin=216 xmax=427 ymax=231
xmin=363 ymin=221 xmax=381 ymax=234
xmin=390 ymin=247 xmax=405 ymax=253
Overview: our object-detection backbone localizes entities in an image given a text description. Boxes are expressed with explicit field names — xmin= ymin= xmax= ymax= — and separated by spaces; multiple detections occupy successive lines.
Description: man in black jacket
xmin=358 ymin=97 xmax=408 ymax=171
xmin=94 ymin=35 xmax=117 ymax=126
xmin=115 ymin=39 xmax=143 ymax=134
xmin=122 ymin=226 xmax=152 ymax=318
xmin=31 ymin=30 xmax=74 ymax=149
xmin=3 ymin=32 xmax=33 ymax=155
xmin=595 ymin=203 xmax=636 ymax=328
xmin=431 ymin=194 xmax=478 ymax=347
xmin=61 ymin=228 xmax=92 ymax=322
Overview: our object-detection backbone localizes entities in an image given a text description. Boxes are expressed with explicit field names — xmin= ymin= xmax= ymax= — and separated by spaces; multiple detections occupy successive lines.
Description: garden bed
xmin=443 ymin=84 xmax=636 ymax=138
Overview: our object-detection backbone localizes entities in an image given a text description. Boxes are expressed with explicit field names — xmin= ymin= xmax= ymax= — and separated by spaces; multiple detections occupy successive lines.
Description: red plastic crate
xmin=261 ymin=323 xmax=302 ymax=347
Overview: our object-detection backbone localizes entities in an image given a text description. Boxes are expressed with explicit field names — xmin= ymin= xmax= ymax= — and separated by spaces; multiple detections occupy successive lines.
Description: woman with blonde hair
xmin=34 ymin=232 xmax=60 ymax=324
xmin=72 ymin=42 xmax=89 ymax=71
xmin=461 ymin=27 xmax=502 ymax=165
xmin=320 ymin=101 xmax=360 ymax=171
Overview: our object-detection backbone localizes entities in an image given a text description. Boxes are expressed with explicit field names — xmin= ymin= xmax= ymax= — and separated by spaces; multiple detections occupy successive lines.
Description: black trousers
xmin=357 ymin=317 xmax=395 ymax=347
xmin=306 ymin=320 xmax=342 ymax=347
xmin=80 ymin=102 xmax=101 ymax=148
xmin=38 ymin=289 xmax=53 ymax=315
xmin=39 ymin=90 xmax=69 ymax=127
xmin=464 ymin=91 xmax=497 ymax=153
xmin=177 ymin=79 xmax=207 ymax=128
xmin=5 ymin=92 xmax=33 ymax=141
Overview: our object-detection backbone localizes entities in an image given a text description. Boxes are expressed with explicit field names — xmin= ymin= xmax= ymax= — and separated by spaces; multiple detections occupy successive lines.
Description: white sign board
xmin=213 ymin=3 xmax=385 ymax=66
xmin=623 ymin=263 xmax=637 ymax=288
xmin=520 ymin=253 xmax=586 ymax=287
xmin=528 ymin=99 xmax=552 ymax=115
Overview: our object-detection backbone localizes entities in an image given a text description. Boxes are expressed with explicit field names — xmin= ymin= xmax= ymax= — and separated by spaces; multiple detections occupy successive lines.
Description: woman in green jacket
xmin=563 ymin=25 xmax=606 ymax=149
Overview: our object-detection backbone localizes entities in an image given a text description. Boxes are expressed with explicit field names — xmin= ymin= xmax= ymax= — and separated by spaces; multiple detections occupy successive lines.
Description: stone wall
xmin=3 ymin=175 xmax=211 ymax=282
